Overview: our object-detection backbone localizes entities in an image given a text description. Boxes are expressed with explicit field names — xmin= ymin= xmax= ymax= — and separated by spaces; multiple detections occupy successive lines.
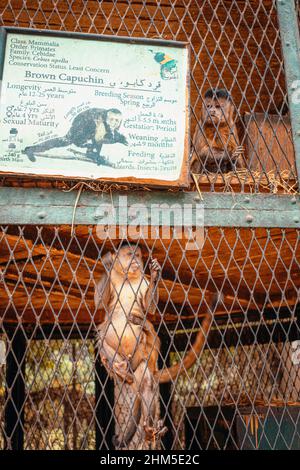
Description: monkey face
xmin=107 ymin=112 xmax=122 ymax=131
xmin=113 ymin=246 xmax=143 ymax=276
xmin=202 ymin=97 xmax=232 ymax=125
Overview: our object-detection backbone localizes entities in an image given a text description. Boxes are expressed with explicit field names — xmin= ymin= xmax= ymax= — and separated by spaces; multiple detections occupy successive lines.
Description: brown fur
xmin=95 ymin=246 xmax=218 ymax=447
xmin=191 ymin=92 xmax=244 ymax=173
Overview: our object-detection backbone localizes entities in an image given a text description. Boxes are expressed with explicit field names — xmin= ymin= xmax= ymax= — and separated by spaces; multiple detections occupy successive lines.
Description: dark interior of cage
xmin=0 ymin=225 xmax=299 ymax=449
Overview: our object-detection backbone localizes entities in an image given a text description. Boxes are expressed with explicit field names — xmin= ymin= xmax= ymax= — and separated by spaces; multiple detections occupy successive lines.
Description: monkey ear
xmin=201 ymin=101 xmax=207 ymax=122
xmin=226 ymin=100 xmax=235 ymax=126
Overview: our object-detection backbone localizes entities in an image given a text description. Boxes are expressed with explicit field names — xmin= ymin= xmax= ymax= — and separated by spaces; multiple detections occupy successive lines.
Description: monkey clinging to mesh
xmin=94 ymin=241 xmax=220 ymax=448
xmin=191 ymin=88 xmax=244 ymax=173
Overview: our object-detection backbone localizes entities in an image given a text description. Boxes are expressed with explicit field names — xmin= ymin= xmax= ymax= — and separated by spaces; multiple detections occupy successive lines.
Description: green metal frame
xmin=0 ymin=188 xmax=298 ymax=227
xmin=0 ymin=1 xmax=299 ymax=228
xmin=277 ymin=0 xmax=300 ymax=181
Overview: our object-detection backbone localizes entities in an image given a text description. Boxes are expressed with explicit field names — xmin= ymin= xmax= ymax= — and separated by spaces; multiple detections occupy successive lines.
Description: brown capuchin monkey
xmin=94 ymin=241 xmax=219 ymax=448
xmin=191 ymin=88 xmax=244 ymax=173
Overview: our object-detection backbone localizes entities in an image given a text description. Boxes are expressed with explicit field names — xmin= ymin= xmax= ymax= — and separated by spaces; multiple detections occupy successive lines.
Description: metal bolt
xmin=38 ymin=211 xmax=46 ymax=219
xmin=39 ymin=192 xmax=45 ymax=199
xmin=246 ymin=214 xmax=253 ymax=223
xmin=94 ymin=213 xmax=105 ymax=220
xmin=297 ymin=131 xmax=300 ymax=136
xmin=194 ymin=195 xmax=201 ymax=202
xmin=286 ymin=42 xmax=290 ymax=47
xmin=294 ymin=216 xmax=299 ymax=223
xmin=244 ymin=197 xmax=250 ymax=203
xmin=291 ymin=196 xmax=297 ymax=204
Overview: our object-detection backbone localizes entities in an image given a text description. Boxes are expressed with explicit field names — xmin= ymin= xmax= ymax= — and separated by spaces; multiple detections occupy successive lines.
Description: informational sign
xmin=0 ymin=28 xmax=189 ymax=186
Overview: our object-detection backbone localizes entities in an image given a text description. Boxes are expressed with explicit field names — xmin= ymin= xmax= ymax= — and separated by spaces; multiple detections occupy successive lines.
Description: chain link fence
xmin=0 ymin=0 xmax=299 ymax=451
xmin=0 ymin=225 xmax=299 ymax=449
xmin=0 ymin=0 xmax=297 ymax=192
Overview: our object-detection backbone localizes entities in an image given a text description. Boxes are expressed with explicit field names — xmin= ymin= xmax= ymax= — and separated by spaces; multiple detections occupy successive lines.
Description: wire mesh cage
xmin=0 ymin=225 xmax=299 ymax=449
xmin=0 ymin=0 xmax=299 ymax=452
xmin=0 ymin=0 xmax=297 ymax=192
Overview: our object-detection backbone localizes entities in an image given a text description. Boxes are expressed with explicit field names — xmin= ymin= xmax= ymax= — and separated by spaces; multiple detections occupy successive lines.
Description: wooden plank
xmin=0 ymin=187 xmax=299 ymax=227
xmin=0 ymin=0 xmax=286 ymax=123
xmin=244 ymin=113 xmax=296 ymax=175
xmin=0 ymin=227 xmax=298 ymax=324
xmin=0 ymin=0 xmax=290 ymax=188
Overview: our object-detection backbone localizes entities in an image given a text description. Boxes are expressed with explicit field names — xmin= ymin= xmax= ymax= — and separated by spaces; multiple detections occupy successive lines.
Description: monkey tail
xmin=113 ymin=389 xmax=142 ymax=449
xmin=155 ymin=292 xmax=222 ymax=384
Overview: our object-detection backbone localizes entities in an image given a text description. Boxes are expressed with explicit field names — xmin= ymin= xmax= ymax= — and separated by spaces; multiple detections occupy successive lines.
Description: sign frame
xmin=0 ymin=27 xmax=190 ymax=188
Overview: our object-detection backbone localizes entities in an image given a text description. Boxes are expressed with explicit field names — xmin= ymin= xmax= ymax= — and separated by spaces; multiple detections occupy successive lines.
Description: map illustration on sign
xmin=0 ymin=29 xmax=189 ymax=186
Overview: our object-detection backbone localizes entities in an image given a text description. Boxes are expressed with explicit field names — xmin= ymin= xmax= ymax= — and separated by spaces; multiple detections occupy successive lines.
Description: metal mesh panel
xmin=0 ymin=225 xmax=299 ymax=450
xmin=0 ymin=0 xmax=299 ymax=453
xmin=24 ymin=338 xmax=95 ymax=450
xmin=171 ymin=341 xmax=290 ymax=449
xmin=0 ymin=334 xmax=5 ymax=449
xmin=0 ymin=0 xmax=297 ymax=192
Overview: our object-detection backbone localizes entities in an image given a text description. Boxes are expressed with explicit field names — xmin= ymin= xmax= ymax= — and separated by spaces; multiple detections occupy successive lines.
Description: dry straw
xmin=193 ymin=169 xmax=299 ymax=195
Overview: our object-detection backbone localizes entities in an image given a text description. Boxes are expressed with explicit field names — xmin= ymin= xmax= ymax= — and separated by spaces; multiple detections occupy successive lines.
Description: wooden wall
xmin=0 ymin=226 xmax=298 ymax=324
xmin=0 ymin=1 xmax=298 ymax=326
xmin=0 ymin=0 xmax=287 ymax=131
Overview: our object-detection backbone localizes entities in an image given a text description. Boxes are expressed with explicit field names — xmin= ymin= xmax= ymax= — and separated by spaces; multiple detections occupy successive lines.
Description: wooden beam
xmin=0 ymin=188 xmax=299 ymax=227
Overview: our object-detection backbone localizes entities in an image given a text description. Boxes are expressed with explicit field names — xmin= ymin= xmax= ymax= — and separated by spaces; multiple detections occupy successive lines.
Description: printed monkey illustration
xmin=23 ymin=107 xmax=128 ymax=165
xmin=94 ymin=241 xmax=220 ymax=448
xmin=191 ymin=88 xmax=244 ymax=173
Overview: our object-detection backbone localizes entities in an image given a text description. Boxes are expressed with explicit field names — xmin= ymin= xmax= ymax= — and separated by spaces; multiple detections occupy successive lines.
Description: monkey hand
xmin=113 ymin=359 xmax=134 ymax=384
xmin=232 ymin=145 xmax=245 ymax=168
xmin=100 ymin=355 xmax=115 ymax=380
xmin=232 ymin=145 xmax=244 ymax=159
xmin=150 ymin=258 xmax=161 ymax=282
xmin=144 ymin=419 xmax=168 ymax=443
